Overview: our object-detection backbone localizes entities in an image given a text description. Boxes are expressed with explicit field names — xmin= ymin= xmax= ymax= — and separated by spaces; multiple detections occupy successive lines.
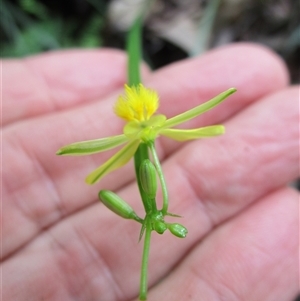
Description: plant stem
xmin=127 ymin=11 xmax=152 ymax=214
xmin=127 ymin=16 xmax=142 ymax=86
xmin=139 ymin=220 xmax=152 ymax=300
xmin=126 ymin=6 xmax=156 ymax=300
xmin=149 ymin=142 xmax=168 ymax=214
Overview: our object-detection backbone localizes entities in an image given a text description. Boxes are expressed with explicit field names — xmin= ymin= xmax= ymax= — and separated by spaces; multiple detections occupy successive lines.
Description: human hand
xmin=3 ymin=44 xmax=298 ymax=301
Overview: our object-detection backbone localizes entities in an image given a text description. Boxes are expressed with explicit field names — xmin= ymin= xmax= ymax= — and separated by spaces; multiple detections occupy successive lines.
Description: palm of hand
xmin=3 ymin=44 xmax=298 ymax=301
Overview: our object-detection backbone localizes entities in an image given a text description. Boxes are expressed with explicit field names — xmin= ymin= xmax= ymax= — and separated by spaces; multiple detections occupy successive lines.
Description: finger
xmin=2 ymin=49 xmax=130 ymax=126
xmin=46 ymin=78 xmax=298 ymax=298
xmin=143 ymin=188 xmax=299 ymax=301
xmin=13 ymin=85 xmax=297 ymax=300
xmin=3 ymin=187 xmax=297 ymax=301
xmin=166 ymin=86 xmax=299 ymax=225
xmin=2 ymin=44 xmax=289 ymax=258
xmin=149 ymin=42 xmax=289 ymax=128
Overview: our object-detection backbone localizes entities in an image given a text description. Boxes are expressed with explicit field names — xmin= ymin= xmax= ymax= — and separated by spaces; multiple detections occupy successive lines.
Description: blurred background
xmin=1 ymin=0 xmax=299 ymax=83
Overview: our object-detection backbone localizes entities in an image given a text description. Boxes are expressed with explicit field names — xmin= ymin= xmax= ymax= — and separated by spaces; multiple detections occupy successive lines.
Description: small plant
xmin=56 ymin=14 xmax=236 ymax=301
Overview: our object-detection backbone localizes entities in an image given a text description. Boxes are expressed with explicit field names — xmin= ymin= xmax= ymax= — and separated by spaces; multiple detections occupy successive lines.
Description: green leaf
xmin=160 ymin=125 xmax=225 ymax=141
xmin=56 ymin=134 xmax=128 ymax=156
xmin=163 ymin=88 xmax=236 ymax=128
xmin=85 ymin=139 xmax=140 ymax=184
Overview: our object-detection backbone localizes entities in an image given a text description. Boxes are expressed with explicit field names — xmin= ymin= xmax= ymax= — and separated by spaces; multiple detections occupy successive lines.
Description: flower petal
xmin=56 ymin=134 xmax=128 ymax=156
xmin=160 ymin=125 xmax=225 ymax=141
xmin=114 ymin=84 xmax=159 ymax=121
xmin=85 ymin=139 xmax=140 ymax=184
xmin=163 ymin=88 xmax=236 ymax=128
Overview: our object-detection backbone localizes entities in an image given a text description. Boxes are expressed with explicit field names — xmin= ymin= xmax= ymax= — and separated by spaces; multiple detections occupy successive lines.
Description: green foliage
xmin=19 ymin=0 xmax=48 ymax=19
xmin=0 ymin=0 xmax=104 ymax=57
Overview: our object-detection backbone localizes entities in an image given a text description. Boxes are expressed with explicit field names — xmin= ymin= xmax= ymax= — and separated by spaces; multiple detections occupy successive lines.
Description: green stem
xmin=127 ymin=16 xmax=142 ymax=86
xmin=149 ymin=142 xmax=168 ymax=214
xmin=139 ymin=220 xmax=152 ymax=300
xmin=127 ymin=9 xmax=152 ymax=214
xmin=126 ymin=6 xmax=155 ymax=300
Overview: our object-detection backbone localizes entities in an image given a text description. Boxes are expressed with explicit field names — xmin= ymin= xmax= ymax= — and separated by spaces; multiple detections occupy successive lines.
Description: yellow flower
xmin=114 ymin=84 xmax=159 ymax=121
xmin=57 ymin=84 xmax=236 ymax=184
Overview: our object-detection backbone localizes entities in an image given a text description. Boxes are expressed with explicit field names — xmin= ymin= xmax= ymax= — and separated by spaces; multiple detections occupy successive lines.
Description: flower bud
xmin=99 ymin=190 xmax=139 ymax=220
xmin=168 ymin=223 xmax=188 ymax=238
xmin=153 ymin=221 xmax=167 ymax=234
xmin=139 ymin=159 xmax=157 ymax=199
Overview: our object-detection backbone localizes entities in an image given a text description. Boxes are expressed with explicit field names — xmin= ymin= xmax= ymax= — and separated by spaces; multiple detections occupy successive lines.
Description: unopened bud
xmin=139 ymin=159 xmax=157 ymax=199
xmin=99 ymin=190 xmax=139 ymax=221
xmin=153 ymin=221 xmax=167 ymax=234
xmin=168 ymin=223 xmax=188 ymax=238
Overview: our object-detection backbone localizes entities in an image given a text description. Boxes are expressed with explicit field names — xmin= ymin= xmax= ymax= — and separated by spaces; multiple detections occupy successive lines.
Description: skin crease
xmin=2 ymin=43 xmax=299 ymax=301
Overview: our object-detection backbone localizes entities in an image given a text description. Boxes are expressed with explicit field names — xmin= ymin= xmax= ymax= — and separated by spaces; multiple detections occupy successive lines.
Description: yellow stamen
xmin=114 ymin=84 xmax=159 ymax=121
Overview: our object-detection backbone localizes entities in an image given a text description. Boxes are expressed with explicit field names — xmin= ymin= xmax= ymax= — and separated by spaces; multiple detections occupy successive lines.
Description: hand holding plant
xmin=2 ymin=44 xmax=298 ymax=301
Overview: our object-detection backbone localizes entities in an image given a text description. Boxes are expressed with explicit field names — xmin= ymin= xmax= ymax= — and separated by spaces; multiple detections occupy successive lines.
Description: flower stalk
xmin=139 ymin=219 xmax=152 ymax=301
xmin=127 ymin=16 xmax=153 ymax=301
xmin=148 ymin=141 xmax=169 ymax=214
xmin=56 ymin=7 xmax=236 ymax=300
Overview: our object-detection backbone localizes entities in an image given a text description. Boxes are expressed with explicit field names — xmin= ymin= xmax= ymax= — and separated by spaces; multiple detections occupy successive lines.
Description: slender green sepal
xmin=99 ymin=190 xmax=143 ymax=222
xmin=160 ymin=125 xmax=225 ymax=141
xmin=139 ymin=221 xmax=147 ymax=242
xmin=139 ymin=218 xmax=146 ymax=242
xmin=56 ymin=134 xmax=128 ymax=156
xmin=163 ymin=88 xmax=237 ymax=128
xmin=86 ymin=140 xmax=140 ymax=184
xmin=166 ymin=212 xmax=182 ymax=218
